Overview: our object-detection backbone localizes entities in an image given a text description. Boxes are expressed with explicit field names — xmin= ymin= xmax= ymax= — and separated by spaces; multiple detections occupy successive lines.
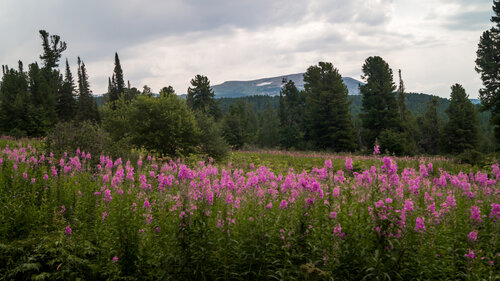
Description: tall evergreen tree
xmin=108 ymin=52 xmax=125 ymax=106
xmin=303 ymin=62 xmax=356 ymax=151
xmin=56 ymin=58 xmax=76 ymax=121
xmin=278 ymin=79 xmax=305 ymax=149
xmin=419 ymin=97 xmax=442 ymax=154
xmin=443 ymin=84 xmax=479 ymax=153
xmin=397 ymin=69 xmax=417 ymax=154
xmin=159 ymin=86 xmax=176 ymax=98
xmin=475 ymin=0 xmax=500 ymax=145
xmin=76 ymin=57 xmax=99 ymax=122
xmin=187 ymin=75 xmax=221 ymax=119
xmin=257 ymin=103 xmax=280 ymax=148
xmin=359 ymin=56 xmax=401 ymax=149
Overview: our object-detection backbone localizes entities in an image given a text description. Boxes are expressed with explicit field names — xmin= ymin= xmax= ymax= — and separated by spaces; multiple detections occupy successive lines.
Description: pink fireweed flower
xmin=112 ymin=256 xmax=118 ymax=263
xmin=385 ymin=198 xmax=393 ymax=204
xmin=324 ymin=159 xmax=333 ymax=170
xmin=61 ymin=205 xmax=66 ymax=213
xmin=373 ymin=145 xmax=380 ymax=156
xmin=329 ymin=211 xmax=337 ymax=219
xmin=464 ymin=249 xmax=475 ymax=259
xmin=470 ymin=206 xmax=482 ymax=224
xmin=102 ymin=212 xmax=107 ymax=221
xmin=468 ymin=231 xmax=478 ymax=242
xmin=143 ymin=200 xmax=151 ymax=209
xmin=65 ymin=225 xmax=72 ymax=236
xmin=333 ymin=224 xmax=346 ymax=239
xmin=104 ymin=189 xmax=112 ymax=202
xmin=415 ymin=217 xmax=426 ymax=233
xmin=31 ymin=177 xmax=36 ymax=184
xmin=403 ymin=199 xmax=414 ymax=213
xmin=22 ymin=172 xmax=27 ymax=180
xmin=490 ymin=203 xmax=500 ymax=222
xmin=266 ymin=202 xmax=273 ymax=209
xmin=43 ymin=174 xmax=48 ymax=181
xmin=280 ymin=200 xmax=288 ymax=209
xmin=345 ymin=157 xmax=353 ymax=171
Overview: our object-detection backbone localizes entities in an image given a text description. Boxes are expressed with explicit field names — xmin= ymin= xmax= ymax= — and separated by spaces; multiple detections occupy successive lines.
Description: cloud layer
xmin=0 ymin=0 xmax=495 ymax=97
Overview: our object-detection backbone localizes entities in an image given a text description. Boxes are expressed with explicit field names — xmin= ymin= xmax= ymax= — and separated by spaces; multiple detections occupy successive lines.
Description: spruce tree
xmin=475 ymin=0 xmax=500 ymax=145
xmin=443 ymin=84 xmax=479 ymax=153
xmin=397 ymin=69 xmax=417 ymax=154
xmin=419 ymin=97 xmax=442 ymax=154
xmin=187 ymin=74 xmax=221 ymax=119
xmin=359 ymin=56 xmax=401 ymax=149
xmin=303 ymin=61 xmax=356 ymax=151
xmin=279 ymin=79 xmax=305 ymax=149
xmin=76 ymin=57 xmax=99 ymax=123
xmin=56 ymin=58 xmax=76 ymax=121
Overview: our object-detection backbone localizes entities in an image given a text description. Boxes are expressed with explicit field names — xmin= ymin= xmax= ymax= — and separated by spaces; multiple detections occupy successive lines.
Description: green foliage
xmin=443 ymin=84 xmax=480 ymax=154
xmin=44 ymin=121 xmax=111 ymax=160
xmin=56 ymin=59 xmax=77 ymax=122
xmin=195 ymin=112 xmax=229 ymax=161
xmin=456 ymin=149 xmax=485 ymax=166
xmin=102 ymin=95 xmax=200 ymax=157
xmin=222 ymin=101 xmax=258 ymax=149
xmin=418 ymin=97 xmax=443 ymax=154
xmin=187 ymin=74 xmax=221 ymax=119
xmin=359 ymin=56 xmax=401 ymax=148
xmin=475 ymin=0 xmax=500 ymax=145
xmin=76 ymin=57 xmax=100 ymax=123
xmin=279 ymin=79 xmax=305 ymax=149
xmin=304 ymin=62 xmax=357 ymax=152
xmin=378 ymin=129 xmax=407 ymax=156
xmin=257 ymin=102 xmax=280 ymax=148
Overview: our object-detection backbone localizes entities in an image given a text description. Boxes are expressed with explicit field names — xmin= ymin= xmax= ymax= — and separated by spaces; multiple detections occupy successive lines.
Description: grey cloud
xmin=444 ymin=9 xmax=494 ymax=30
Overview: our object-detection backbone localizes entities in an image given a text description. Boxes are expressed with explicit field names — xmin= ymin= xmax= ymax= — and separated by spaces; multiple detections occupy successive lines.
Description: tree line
xmin=0 ymin=1 xmax=498 ymax=159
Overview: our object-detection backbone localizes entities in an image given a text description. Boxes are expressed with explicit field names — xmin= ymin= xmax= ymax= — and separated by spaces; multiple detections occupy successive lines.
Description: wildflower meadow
xmin=0 ymin=137 xmax=498 ymax=280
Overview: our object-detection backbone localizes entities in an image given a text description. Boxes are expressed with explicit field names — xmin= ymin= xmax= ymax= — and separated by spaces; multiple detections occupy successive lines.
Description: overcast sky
xmin=0 ymin=0 xmax=496 ymax=98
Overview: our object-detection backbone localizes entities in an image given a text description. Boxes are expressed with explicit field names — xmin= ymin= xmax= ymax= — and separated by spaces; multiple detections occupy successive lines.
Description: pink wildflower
xmin=65 ymin=225 xmax=72 ymax=236
xmin=279 ymin=200 xmax=288 ymax=209
xmin=468 ymin=231 xmax=477 ymax=242
xmin=415 ymin=217 xmax=426 ymax=233
xmin=464 ymin=249 xmax=475 ymax=259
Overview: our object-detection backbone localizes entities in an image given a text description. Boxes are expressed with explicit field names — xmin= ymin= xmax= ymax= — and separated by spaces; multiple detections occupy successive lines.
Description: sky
xmin=0 ymin=0 xmax=496 ymax=98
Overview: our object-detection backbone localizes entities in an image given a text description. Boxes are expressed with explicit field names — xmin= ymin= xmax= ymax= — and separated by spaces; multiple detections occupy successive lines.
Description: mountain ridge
xmin=211 ymin=73 xmax=364 ymax=98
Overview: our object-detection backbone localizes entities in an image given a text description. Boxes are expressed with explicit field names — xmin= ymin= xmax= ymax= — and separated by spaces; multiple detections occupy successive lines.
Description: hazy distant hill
xmin=211 ymin=73 xmax=363 ymax=98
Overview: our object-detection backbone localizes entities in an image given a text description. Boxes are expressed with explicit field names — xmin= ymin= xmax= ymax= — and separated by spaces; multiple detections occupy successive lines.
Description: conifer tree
xmin=304 ymin=61 xmax=356 ymax=151
xmin=108 ymin=52 xmax=125 ymax=107
xmin=475 ymin=0 xmax=500 ymax=144
xmin=443 ymin=84 xmax=479 ymax=153
xmin=397 ymin=69 xmax=417 ymax=154
xmin=76 ymin=57 xmax=99 ymax=122
xmin=419 ymin=97 xmax=442 ymax=154
xmin=278 ymin=79 xmax=305 ymax=149
xmin=56 ymin=58 xmax=76 ymax=121
xmin=187 ymin=74 xmax=221 ymax=119
xmin=359 ymin=56 xmax=401 ymax=149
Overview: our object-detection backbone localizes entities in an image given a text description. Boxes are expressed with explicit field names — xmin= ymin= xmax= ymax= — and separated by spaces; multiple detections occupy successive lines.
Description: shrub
xmin=456 ymin=149 xmax=484 ymax=166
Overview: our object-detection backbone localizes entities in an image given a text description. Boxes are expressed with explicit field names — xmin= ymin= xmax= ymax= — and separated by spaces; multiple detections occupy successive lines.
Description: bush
xmin=456 ymin=149 xmax=484 ymax=166
xmin=102 ymin=95 xmax=200 ymax=157
xmin=378 ymin=129 xmax=407 ymax=156
xmin=195 ymin=112 xmax=229 ymax=161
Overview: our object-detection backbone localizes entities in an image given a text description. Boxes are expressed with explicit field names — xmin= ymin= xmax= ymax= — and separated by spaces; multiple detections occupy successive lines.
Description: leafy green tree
xmin=187 ymin=74 xmax=221 ymax=119
xmin=443 ymin=84 xmax=479 ymax=154
xmin=304 ymin=62 xmax=356 ymax=151
xmin=195 ymin=112 xmax=229 ymax=160
xmin=359 ymin=56 xmax=401 ymax=149
xmin=102 ymin=95 xmax=200 ymax=156
xmin=418 ymin=97 xmax=442 ymax=154
xmin=76 ymin=57 xmax=100 ymax=123
xmin=475 ymin=0 xmax=500 ymax=145
xmin=279 ymin=79 xmax=305 ymax=149
xmin=56 ymin=59 xmax=76 ymax=121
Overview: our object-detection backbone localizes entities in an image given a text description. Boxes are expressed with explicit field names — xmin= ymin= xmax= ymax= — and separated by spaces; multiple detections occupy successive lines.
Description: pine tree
xmin=56 ymin=58 xmax=76 ymax=121
xmin=187 ymin=75 xmax=221 ymax=119
xmin=159 ymin=86 xmax=175 ymax=97
xmin=303 ymin=61 xmax=356 ymax=151
xmin=359 ymin=56 xmax=401 ymax=149
xmin=278 ymin=79 xmax=305 ymax=149
xmin=108 ymin=52 xmax=125 ymax=106
xmin=443 ymin=84 xmax=479 ymax=153
xmin=475 ymin=0 xmax=500 ymax=145
xmin=76 ymin=57 xmax=99 ymax=123
xmin=419 ymin=97 xmax=442 ymax=154
xmin=397 ymin=69 xmax=417 ymax=154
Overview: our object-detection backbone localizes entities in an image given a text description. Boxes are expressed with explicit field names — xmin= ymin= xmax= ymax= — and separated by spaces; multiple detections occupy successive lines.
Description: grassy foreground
xmin=0 ymin=137 xmax=498 ymax=280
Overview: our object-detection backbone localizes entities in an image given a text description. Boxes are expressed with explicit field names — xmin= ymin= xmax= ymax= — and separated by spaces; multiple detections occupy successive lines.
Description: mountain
xmin=211 ymin=73 xmax=363 ymax=98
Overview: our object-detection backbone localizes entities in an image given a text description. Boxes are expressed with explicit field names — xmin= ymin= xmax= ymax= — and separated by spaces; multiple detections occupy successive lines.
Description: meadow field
xmin=0 ymin=137 xmax=498 ymax=280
